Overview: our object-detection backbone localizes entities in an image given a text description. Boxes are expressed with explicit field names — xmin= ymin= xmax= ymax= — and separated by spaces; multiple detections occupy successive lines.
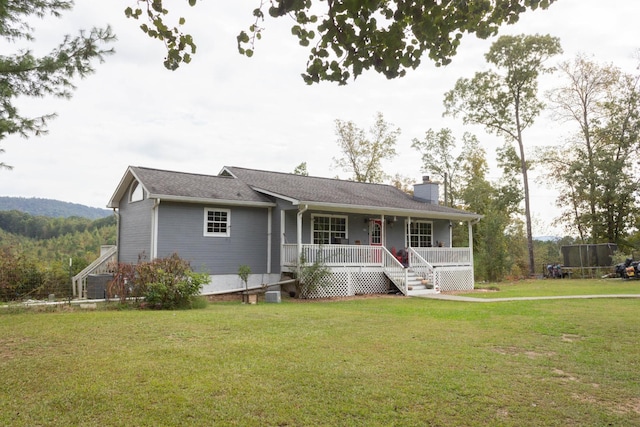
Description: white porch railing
xmin=281 ymin=244 xmax=473 ymax=295
xmin=382 ymin=248 xmax=408 ymax=295
xmin=72 ymin=245 xmax=117 ymax=298
xmin=412 ymin=247 xmax=471 ymax=266
xmin=283 ymin=244 xmax=472 ymax=268
xmin=408 ymin=248 xmax=435 ymax=289
xmin=282 ymin=244 xmax=383 ymax=266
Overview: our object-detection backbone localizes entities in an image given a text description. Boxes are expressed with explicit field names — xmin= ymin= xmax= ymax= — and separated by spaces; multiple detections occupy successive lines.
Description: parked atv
xmin=615 ymin=258 xmax=640 ymax=279
xmin=546 ymin=263 xmax=568 ymax=279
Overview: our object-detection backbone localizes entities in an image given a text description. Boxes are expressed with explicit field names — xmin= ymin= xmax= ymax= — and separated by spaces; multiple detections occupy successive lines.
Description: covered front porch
xmin=280 ymin=243 xmax=475 ymax=297
xmin=273 ymin=194 xmax=480 ymax=298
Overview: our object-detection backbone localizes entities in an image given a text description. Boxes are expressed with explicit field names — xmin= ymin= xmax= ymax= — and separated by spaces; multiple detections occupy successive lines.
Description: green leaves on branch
xmin=126 ymin=0 xmax=557 ymax=84
xmin=125 ymin=1 xmax=197 ymax=70
xmin=242 ymin=0 xmax=557 ymax=84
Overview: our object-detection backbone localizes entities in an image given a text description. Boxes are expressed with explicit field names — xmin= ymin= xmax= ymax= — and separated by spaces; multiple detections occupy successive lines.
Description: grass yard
xmin=1 ymin=283 xmax=639 ymax=426
xmin=469 ymin=277 xmax=640 ymax=298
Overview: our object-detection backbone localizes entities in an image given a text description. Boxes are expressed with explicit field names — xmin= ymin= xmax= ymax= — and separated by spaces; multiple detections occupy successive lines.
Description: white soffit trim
xmin=147 ymin=194 xmax=276 ymax=208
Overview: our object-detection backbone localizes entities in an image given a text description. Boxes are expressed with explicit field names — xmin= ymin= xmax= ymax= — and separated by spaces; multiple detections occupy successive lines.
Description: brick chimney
xmin=413 ymin=175 xmax=440 ymax=205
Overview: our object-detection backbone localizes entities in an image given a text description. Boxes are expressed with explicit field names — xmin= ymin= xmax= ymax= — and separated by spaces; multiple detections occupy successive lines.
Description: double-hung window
xmin=406 ymin=220 xmax=433 ymax=247
xmin=204 ymin=208 xmax=230 ymax=237
xmin=312 ymin=214 xmax=347 ymax=244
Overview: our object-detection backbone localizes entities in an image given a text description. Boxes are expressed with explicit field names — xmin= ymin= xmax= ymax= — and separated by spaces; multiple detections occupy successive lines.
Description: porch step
xmin=405 ymin=269 xmax=438 ymax=296
xmin=384 ymin=266 xmax=439 ymax=296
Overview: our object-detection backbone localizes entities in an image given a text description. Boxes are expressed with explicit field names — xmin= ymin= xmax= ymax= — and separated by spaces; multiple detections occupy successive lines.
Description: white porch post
xmin=296 ymin=205 xmax=308 ymax=277
xmin=407 ymin=216 xmax=412 ymax=268
xmin=280 ymin=210 xmax=285 ymax=272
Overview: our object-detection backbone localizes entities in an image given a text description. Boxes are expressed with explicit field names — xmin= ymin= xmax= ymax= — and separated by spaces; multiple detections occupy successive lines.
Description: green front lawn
xmin=1 ymin=290 xmax=639 ymax=426
xmin=469 ymin=277 xmax=640 ymax=298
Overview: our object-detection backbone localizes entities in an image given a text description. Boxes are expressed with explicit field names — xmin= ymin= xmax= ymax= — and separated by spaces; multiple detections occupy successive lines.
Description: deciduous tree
xmin=443 ymin=33 xmax=562 ymax=276
xmin=125 ymin=0 xmax=557 ymax=84
xmin=539 ymin=56 xmax=640 ymax=247
xmin=293 ymin=162 xmax=309 ymax=176
xmin=332 ymin=112 xmax=399 ymax=183
xmin=411 ymin=128 xmax=480 ymax=207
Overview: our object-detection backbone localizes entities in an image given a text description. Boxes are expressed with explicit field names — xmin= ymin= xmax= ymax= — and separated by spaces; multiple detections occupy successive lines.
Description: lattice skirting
xmin=434 ymin=266 xmax=474 ymax=291
xmin=303 ymin=268 xmax=388 ymax=299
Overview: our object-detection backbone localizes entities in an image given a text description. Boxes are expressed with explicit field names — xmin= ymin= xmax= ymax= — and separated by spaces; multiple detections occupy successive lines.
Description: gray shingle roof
xmin=130 ymin=166 xmax=273 ymax=204
xmin=223 ymin=166 xmax=479 ymax=219
xmin=109 ymin=165 xmax=479 ymax=220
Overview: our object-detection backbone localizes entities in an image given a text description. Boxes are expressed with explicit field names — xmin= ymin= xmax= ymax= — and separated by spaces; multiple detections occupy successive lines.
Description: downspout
xmin=151 ymin=198 xmax=160 ymax=259
xmin=266 ymin=207 xmax=272 ymax=274
xmin=297 ymin=204 xmax=308 ymax=278
xmin=113 ymin=208 xmax=120 ymax=258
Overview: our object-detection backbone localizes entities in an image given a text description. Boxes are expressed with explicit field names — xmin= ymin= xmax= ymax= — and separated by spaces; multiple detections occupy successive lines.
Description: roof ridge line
xmin=226 ymin=166 xmax=398 ymax=188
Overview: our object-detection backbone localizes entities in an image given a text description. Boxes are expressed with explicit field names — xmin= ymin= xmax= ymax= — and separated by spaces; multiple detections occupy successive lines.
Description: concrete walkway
xmin=416 ymin=293 xmax=640 ymax=302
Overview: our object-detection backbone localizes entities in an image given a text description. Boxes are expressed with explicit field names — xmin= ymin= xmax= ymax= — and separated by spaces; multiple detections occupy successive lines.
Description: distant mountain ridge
xmin=0 ymin=197 xmax=111 ymax=219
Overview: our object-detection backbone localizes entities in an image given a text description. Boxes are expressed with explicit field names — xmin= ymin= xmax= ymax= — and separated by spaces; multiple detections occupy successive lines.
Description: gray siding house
xmin=92 ymin=166 xmax=481 ymax=298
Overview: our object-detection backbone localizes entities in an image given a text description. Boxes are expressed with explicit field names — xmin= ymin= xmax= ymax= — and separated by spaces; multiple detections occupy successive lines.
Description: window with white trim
xmin=312 ymin=214 xmax=347 ymax=244
xmin=406 ymin=220 xmax=433 ymax=247
xmin=204 ymin=208 xmax=230 ymax=237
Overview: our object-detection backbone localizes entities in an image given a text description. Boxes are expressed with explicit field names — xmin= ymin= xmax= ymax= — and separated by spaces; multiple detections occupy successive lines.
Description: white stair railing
xmin=72 ymin=245 xmax=117 ymax=299
xmin=382 ymin=247 xmax=408 ymax=295
xmin=408 ymin=248 xmax=438 ymax=292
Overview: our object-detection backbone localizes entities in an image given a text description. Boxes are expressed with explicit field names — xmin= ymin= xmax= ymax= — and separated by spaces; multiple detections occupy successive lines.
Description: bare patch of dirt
xmin=612 ymin=398 xmax=640 ymax=415
xmin=492 ymin=346 xmax=556 ymax=359
xmin=572 ymin=393 xmax=597 ymax=404
xmin=561 ymin=333 xmax=583 ymax=343
xmin=496 ymin=408 xmax=509 ymax=419
xmin=553 ymin=368 xmax=579 ymax=382
xmin=572 ymin=394 xmax=640 ymax=416
xmin=0 ymin=337 xmax=30 ymax=360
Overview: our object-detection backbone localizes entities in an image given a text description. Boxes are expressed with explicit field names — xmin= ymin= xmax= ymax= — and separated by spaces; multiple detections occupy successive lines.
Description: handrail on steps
xmin=72 ymin=245 xmax=117 ymax=299
xmin=381 ymin=247 xmax=409 ymax=295
xmin=408 ymin=248 xmax=439 ymax=292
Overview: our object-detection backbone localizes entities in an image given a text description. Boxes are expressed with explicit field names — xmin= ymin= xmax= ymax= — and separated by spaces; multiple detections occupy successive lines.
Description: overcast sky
xmin=2 ymin=0 xmax=639 ymax=235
